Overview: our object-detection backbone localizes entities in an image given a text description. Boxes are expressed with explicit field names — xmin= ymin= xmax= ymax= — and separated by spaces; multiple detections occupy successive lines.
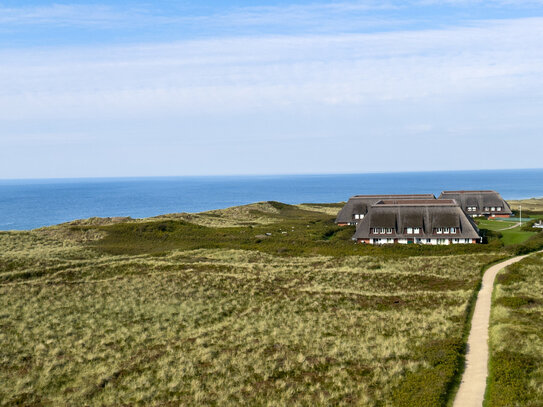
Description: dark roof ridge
xmin=374 ymin=199 xmax=457 ymax=206
xmin=352 ymin=194 xmax=434 ymax=198
xmin=441 ymin=190 xmax=497 ymax=193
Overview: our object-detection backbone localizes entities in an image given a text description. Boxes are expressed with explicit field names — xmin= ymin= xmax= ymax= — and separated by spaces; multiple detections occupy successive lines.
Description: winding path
xmin=453 ymin=254 xmax=533 ymax=407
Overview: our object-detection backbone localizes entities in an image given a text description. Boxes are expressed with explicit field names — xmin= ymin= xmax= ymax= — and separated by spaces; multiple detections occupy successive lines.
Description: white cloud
xmin=1 ymin=17 xmax=543 ymax=120
xmin=1 ymin=15 xmax=543 ymax=176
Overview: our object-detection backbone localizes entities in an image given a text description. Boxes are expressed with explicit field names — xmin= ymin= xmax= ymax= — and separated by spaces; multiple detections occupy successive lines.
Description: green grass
xmin=0 ymin=201 xmax=541 ymax=406
xmin=501 ymin=229 xmax=538 ymax=245
xmin=477 ymin=218 xmax=538 ymax=246
xmin=476 ymin=219 xmax=518 ymax=231
xmin=486 ymin=253 xmax=543 ymax=407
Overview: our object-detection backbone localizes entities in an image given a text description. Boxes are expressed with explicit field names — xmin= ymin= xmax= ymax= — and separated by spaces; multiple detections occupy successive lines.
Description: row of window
xmin=486 ymin=207 xmax=502 ymax=212
xmin=373 ymin=228 xmax=394 ymax=234
xmin=372 ymin=227 xmax=458 ymax=234
xmin=436 ymin=227 xmax=457 ymax=234
xmin=467 ymin=206 xmax=502 ymax=212
xmin=371 ymin=238 xmax=473 ymax=244
xmin=353 ymin=214 xmax=365 ymax=219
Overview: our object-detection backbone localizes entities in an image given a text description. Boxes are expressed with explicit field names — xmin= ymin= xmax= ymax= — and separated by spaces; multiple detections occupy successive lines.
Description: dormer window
xmin=372 ymin=227 xmax=393 ymax=234
xmin=354 ymin=214 xmax=364 ymax=220
xmin=497 ymin=207 xmax=502 ymax=211
xmin=436 ymin=227 xmax=457 ymax=234
xmin=467 ymin=206 xmax=477 ymax=212
xmin=406 ymin=227 xmax=421 ymax=234
xmin=491 ymin=207 xmax=496 ymax=211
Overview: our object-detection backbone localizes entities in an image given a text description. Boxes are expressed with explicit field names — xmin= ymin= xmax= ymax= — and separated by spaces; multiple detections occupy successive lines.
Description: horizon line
xmin=1 ymin=167 xmax=542 ymax=183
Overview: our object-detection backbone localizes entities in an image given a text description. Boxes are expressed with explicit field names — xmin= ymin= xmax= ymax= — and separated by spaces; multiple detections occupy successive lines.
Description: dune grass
xmin=0 ymin=201 xmax=516 ymax=406
xmin=507 ymin=198 xmax=543 ymax=214
xmin=486 ymin=253 xmax=543 ymax=407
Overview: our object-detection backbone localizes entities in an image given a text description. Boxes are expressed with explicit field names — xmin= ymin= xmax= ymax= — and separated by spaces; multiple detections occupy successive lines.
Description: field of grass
xmin=507 ymin=198 xmax=543 ymax=214
xmin=486 ymin=253 xmax=543 ymax=406
xmin=476 ymin=218 xmax=538 ymax=246
xmin=0 ymin=201 xmax=539 ymax=406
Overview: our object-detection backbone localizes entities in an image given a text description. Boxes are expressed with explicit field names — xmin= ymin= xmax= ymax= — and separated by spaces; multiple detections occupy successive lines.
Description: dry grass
xmin=507 ymin=198 xmax=543 ymax=213
xmin=150 ymin=202 xmax=287 ymax=228
xmin=0 ymin=223 xmax=503 ymax=406
xmin=486 ymin=253 xmax=543 ymax=406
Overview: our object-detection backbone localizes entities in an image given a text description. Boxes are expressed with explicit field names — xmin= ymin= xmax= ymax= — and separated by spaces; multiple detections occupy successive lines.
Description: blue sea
xmin=1 ymin=169 xmax=542 ymax=231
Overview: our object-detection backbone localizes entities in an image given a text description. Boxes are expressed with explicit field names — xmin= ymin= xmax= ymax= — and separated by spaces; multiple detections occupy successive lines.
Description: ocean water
xmin=1 ymin=169 xmax=542 ymax=231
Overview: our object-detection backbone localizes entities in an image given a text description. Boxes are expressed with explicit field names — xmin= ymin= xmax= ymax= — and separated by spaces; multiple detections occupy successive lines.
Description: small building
xmin=353 ymin=199 xmax=481 ymax=244
xmin=438 ymin=190 xmax=512 ymax=218
xmin=335 ymin=194 xmax=436 ymax=226
xmin=534 ymin=220 xmax=543 ymax=229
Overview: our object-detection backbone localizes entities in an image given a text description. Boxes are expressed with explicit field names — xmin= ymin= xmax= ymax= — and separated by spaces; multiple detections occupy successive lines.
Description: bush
xmin=486 ymin=351 xmax=536 ymax=407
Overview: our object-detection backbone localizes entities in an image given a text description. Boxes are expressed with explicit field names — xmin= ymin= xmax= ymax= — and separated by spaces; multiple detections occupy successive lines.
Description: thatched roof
xmin=438 ymin=190 xmax=512 ymax=215
xmin=335 ymin=194 xmax=435 ymax=223
xmin=353 ymin=200 xmax=480 ymax=240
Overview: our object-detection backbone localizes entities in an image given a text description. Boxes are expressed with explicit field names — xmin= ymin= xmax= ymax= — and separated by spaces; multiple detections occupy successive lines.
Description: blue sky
xmin=1 ymin=1 xmax=543 ymax=178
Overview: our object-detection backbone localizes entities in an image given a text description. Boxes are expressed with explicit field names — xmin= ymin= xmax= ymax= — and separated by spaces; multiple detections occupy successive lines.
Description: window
xmin=450 ymin=227 xmax=456 ymax=234
xmin=413 ymin=227 xmax=420 ymax=234
xmin=437 ymin=228 xmax=443 ymax=234
xmin=491 ymin=207 xmax=496 ymax=211
xmin=407 ymin=227 xmax=413 ymax=234
xmin=497 ymin=207 xmax=502 ymax=211
xmin=444 ymin=228 xmax=450 ymax=234
xmin=386 ymin=228 xmax=393 ymax=234
xmin=467 ymin=206 xmax=477 ymax=212
xmin=484 ymin=207 xmax=490 ymax=211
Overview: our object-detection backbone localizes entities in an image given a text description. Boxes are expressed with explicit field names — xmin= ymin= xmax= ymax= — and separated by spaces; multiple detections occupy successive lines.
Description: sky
xmin=1 ymin=1 xmax=543 ymax=178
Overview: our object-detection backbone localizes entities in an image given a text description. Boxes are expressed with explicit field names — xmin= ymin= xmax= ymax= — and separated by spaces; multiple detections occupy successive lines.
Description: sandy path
xmin=497 ymin=222 xmax=521 ymax=231
xmin=453 ymin=254 xmax=532 ymax=407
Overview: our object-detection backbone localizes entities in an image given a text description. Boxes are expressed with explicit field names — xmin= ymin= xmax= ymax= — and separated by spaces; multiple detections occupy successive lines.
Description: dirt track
xmin=453 ymin=254 xmax=533 ymax=407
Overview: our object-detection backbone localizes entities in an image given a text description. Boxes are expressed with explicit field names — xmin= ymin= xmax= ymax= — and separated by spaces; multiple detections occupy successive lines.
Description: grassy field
xmin=486 ymin=253 xmax=543 ymax=407
xmin=476 ymin=218 xmax=538 ymax=246
xmin=507 ymin=198 xmax=543 ymax=214
xmin=0 ymin=201 xmax=540 ymax=406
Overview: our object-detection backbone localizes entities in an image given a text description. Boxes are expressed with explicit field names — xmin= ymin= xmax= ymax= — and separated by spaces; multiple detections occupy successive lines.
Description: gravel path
xmin=452 ymin=254 xmax=533 ymax=407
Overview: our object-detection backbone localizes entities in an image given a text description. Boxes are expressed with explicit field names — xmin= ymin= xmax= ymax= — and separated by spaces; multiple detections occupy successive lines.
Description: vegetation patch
xmin=2 ymin=201 xmax=543 ymax=406
xmin=486 ymin=253 xmax=543 ymax=407
xmin=392 ymin=339 xmax=464 ymax=407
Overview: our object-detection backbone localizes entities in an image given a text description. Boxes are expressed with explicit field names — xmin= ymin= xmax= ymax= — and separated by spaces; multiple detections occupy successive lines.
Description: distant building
xmin=438 ymin=190 xmax=512 ymax=218
xmin=335 ymin=194 xmax=436 ymax=226
xmin=353 ymin=199 xmax=481 ymax=244
xmin=534 ymin=220 xmax=543 ymax=229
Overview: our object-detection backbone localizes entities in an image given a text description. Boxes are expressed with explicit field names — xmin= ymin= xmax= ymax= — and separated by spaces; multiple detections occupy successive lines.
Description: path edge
xmin=482 ymin=250 xmax=543 ymax=406
xmin=444 ymin=255 xmax=511 ymax=407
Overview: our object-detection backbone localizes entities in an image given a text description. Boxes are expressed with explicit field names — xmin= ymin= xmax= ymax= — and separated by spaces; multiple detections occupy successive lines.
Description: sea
xmin=1 ymin=169 xmax=542 ymax=231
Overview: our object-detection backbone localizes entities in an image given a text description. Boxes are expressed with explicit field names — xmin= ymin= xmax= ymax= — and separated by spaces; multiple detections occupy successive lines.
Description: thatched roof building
xmin=353 ymin=199 xmax=481 ymax=244
xmin=438 ymin=190 xmax=512 ymax=217
xmin=335 ymin=194 xmax=435 ymax=225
